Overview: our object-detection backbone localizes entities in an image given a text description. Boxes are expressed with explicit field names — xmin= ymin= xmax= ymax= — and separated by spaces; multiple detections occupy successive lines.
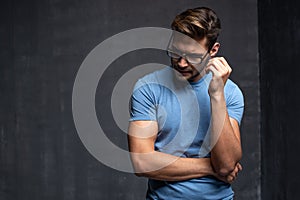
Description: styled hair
xmin=171 ymin=7 xmax=221 ymax=50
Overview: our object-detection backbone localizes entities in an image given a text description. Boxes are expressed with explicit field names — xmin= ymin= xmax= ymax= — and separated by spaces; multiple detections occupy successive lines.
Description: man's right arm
xmin=128 ymin=120 xmax=238 ymax=182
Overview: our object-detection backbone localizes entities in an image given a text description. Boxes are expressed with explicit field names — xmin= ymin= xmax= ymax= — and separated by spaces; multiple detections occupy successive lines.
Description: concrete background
xmin=1 ymin=0 xmax=261 ymax=199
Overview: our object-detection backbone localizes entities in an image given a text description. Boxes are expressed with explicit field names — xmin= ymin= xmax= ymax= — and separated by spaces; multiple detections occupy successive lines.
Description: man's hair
xmin=171 ymin=7 xmax=221 ymax=50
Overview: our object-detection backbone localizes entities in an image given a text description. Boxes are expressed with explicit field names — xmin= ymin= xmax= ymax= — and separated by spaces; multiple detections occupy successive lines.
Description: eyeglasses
xmin=166 ymin=48 xmax=209 ymax=65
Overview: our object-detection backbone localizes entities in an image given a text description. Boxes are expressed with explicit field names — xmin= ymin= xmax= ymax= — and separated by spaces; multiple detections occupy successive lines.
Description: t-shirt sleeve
xmin=226 ymin=85 xmax=244 ymax=125
xmin=129 ymin=80 xmax=157 ymax=121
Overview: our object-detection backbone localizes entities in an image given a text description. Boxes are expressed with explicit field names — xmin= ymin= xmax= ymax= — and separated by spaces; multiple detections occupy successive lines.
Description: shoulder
xmin=224 ymin=79 xmax=243 ymax=95
xmin=133 ymin=67 xmax=173 ymax=91
xmin=225 ymin=79 xmax=241 ymax=91
xmin=224 ymin=79 xmax=244 ymax=105
xmin=224 ymin=79 xmax=244 ymax=124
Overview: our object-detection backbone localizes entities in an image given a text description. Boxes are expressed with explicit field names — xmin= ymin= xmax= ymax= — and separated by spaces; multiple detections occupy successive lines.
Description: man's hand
xmin=205 ymin=57 xmax=232 ymax=97
xmin=214 ymin=163 xmax=242 ymax=184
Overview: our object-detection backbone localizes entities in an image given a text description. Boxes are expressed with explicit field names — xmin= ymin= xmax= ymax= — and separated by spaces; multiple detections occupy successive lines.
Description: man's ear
xmin=209 ymin=42 xmax=220 ymax=57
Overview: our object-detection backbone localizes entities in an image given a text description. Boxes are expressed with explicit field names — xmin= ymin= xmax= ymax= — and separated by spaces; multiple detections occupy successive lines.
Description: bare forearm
xmin=131 ymin=151 xmax=214 ymax=181
xmin=209 ymin=94 xmax=242 ymax=175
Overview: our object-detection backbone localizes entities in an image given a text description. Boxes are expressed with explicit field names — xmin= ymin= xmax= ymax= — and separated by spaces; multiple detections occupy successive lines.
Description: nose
xmin=177 ymin=57 xmax=189 ymax=68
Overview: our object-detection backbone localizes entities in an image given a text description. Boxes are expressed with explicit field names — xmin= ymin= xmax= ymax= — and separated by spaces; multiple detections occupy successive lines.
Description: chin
xmin=173 ymin=73 xmax=192 ymax=83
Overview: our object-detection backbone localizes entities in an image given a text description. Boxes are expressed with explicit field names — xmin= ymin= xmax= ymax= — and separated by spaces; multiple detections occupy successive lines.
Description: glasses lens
xmin=186 ymin=56 xmax=202 ymax=64
xmin=167 ymin=49 xmax=208 ymax=65
xmin=167 ymin=51 xmax=180 ymax=59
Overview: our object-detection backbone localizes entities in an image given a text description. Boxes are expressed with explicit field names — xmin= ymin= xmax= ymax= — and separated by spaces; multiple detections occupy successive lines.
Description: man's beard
xmin=171 ymin=66 xmax=201 ymax=89
xmin=171 ymin=62 xmax=201 ymax=82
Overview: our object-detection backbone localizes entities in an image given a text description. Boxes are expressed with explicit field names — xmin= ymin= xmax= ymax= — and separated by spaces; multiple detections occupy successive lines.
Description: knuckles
xmin=206 ymin=57 xmax=232 ymax=82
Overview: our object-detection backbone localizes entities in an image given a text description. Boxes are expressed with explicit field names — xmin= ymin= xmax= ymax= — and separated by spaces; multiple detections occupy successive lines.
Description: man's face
xmin=168 ymin=35 xmax=210 ymax=82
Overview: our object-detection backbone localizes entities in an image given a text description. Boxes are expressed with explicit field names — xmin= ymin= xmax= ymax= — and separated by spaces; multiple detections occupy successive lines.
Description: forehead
xmin=171 ymin=33 xmax=207 ymax=53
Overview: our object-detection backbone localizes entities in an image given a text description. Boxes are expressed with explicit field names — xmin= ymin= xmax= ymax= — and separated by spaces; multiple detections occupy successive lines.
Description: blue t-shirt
xmin=129 ymin=67 xmax=244 ymax=200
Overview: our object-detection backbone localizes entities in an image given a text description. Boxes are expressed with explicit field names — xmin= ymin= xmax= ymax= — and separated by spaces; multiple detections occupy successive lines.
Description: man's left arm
xmin=205 ymin=57 xmax=243 ymax=176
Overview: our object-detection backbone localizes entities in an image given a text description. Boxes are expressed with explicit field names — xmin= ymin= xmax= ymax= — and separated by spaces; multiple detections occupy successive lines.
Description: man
xmin=128 ymin=7 xmax=244 ymax=200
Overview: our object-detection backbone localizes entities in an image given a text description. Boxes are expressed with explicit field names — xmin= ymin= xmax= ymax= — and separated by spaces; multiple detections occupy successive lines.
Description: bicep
xmin=128 ymin=120 xmax=158 ymax=153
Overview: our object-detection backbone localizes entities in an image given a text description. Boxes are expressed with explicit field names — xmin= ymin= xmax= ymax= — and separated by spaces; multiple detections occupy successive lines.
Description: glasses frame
xmin=166 ymin=49 xmax=209 ymax=65
xmin=166 ymin=34 xmax=210 ymax=65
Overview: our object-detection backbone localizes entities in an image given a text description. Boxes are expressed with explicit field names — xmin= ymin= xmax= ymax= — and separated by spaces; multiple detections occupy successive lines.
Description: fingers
xmin=237 ymin=163 xmax=243 ymax=171
xmin=226 ymin=173 xmax=237 ymax=184
xmin=226 ymin=163 xmax=243 ymax=184
xmin=215 ymin=163 xmax=243 ymax=184
xmin=226 ymin=175 xmax=235 ymax=184
xmin=218 ymin=57 xmax=232 ymax=75
xmin=232 ymin=163 xmax=242 ymax=177
xmin=205 ymin=57 xmax=232 ymax=78
xmin=206 ymin=63 xmax=221 ymax=77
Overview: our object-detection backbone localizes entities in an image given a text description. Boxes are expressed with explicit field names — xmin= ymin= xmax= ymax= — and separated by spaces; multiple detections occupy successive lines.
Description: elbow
xmin=133 ymin=168 xmax=152 ymax=178
xmin=132 ymin=159 xmax=147 ymax=177
xmin=213 ymin=149 xmax=242 ymax=176
xmin=134 ymin=172 xmax=145 ymax=177
xmin=132 ymin=160 xmax=146 ymax=176
xmin=214 ymin=156 xmax=242 ymax=176
xmin=217 ymin=165 xmax=236 ymax=176
xmin=131 ymin=157 xmax=153 ymax=178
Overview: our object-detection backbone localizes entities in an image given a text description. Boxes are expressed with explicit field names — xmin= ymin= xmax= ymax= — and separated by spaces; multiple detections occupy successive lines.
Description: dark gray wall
xmin=259 ymin=0 xmax=300 ymax=199
xmin=0 ymin=0 xmax=259 ymax=199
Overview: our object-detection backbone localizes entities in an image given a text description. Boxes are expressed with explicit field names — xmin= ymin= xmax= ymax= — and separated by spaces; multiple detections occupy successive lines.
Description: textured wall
xmin=259 ymin=0 xmax=300 ymax=199
xmin=0 ymin=0 xmax=259 ymax=199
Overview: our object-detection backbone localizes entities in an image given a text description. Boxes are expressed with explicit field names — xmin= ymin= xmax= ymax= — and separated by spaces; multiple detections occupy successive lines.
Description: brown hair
xmin=171 ymin=7 xmax=221 ymax=50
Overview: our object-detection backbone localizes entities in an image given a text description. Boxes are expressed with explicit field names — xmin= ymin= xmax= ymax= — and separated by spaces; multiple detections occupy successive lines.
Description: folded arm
xmin=206 ymin=57 xmax=243 ymax=176
xmin=128 ymin=120 xmax=215 ymax=181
